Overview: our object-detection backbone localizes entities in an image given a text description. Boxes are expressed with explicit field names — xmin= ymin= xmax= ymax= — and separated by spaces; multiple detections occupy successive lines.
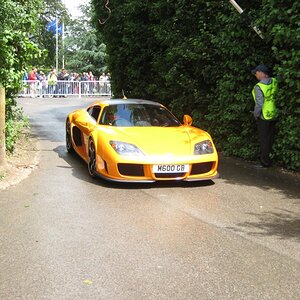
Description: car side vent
xmin=104 ymin=160 xmax=108 ymax=174
xmin=72 ymin=126 xmax=82 ymax=146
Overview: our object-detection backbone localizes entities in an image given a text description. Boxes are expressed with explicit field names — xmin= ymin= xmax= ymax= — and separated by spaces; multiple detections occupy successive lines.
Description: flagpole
xmin=56 ymin=16 xmax=59 ymax=71
xmin=62 ymin=0 xmax=65 ymax=69
xmin=62 ymin=22 xmax=65 ymax=69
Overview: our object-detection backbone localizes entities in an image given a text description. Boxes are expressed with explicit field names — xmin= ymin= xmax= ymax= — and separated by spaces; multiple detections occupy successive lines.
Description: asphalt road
xmin=0 ymin=97 xmax=299 ymax=300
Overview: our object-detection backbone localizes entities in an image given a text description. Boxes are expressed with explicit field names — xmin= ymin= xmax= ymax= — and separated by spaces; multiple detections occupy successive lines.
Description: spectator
xmin=20 ymin=67 xmax=111 ymax=97
xmin=74 ymin=73 xmax=81 ymax=94
xmin=106 ymin=73 xmax=111 ymax=95
xmin=39 ymin=71 xmax=48 ymax=98
xmin=251 ymin=64 xmax=278 ymax=168
xmin=58 ymin=69 xmax=69 ymax=96
xmin=28 ymin=67 xmax=38 ymax=97
xmin=99 ymin=72 xmax=108 ymax=94
xmin=48 ymin=68 xmax=58 ymax=96
xmin=88 ymin=71 xmax=95 ymax=95
xmin=22 ymin=69 xmax=29 ymax=96
xmin=81 ymin=72 xmax=89 ymax=94
xmin=23 ymin=69 xmax=28 ymax=80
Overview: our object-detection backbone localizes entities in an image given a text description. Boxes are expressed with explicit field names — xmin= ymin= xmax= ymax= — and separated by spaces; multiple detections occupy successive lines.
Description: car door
xmin=84 ymin=105 xmax=102 ymax=153
xmin=75 ymin=105 xmax=101 ymax=158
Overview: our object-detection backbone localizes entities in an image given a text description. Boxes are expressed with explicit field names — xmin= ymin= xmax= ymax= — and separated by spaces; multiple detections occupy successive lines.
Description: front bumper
xmin=95 ymin=154 xmax=219 ymax=182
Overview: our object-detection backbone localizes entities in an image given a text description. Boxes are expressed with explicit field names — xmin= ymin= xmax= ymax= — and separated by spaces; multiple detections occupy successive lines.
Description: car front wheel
xmin=88 ymin=139 xmax=97 ymax=178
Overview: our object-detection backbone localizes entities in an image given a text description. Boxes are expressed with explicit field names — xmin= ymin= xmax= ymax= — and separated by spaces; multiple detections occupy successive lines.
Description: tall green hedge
xmin=93 ymin=0 xmax=300 ymax=170
xmin=0 ymin=0 xmax=42 ymax=152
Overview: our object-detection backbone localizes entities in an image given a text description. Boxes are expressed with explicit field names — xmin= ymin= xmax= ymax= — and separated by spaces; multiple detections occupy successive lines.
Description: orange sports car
xmin=66 ymin=99 xmax=218 ymax=182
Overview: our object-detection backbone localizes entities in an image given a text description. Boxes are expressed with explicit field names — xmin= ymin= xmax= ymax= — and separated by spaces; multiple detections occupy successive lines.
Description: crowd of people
xmin=22 ymin=67 xmax=111 ymax=97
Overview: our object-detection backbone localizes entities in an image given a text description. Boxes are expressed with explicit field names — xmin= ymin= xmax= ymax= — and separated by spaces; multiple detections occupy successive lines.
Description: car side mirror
xmin=183 ymin=114 xmax=192 ymax=126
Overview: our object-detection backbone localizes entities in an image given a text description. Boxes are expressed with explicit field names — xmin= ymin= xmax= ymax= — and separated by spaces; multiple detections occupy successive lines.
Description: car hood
xmin=99 ymin=126 xmax=210 ymax=156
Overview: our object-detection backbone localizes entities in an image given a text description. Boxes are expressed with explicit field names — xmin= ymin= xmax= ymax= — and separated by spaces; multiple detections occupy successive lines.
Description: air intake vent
xmin=118 ymin=164 xmax=144 ymax=176
xmin=190 ymin=162 xmax=213 ymax=175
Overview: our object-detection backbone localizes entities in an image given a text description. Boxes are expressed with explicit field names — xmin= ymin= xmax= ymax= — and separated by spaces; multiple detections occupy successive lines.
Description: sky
xmin=63 ymin=0 xmax=89 ymax=17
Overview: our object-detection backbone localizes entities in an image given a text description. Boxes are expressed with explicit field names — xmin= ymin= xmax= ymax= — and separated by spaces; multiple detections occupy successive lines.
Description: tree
xmin=36 ymin=0 xmax=70 ymax=68
xmin=64 ymin=3 xmax=106 ymax=76
xmin=93 ymin=0 xmax=156 ymax=97
xmin=0 ymin=0 xmax=73 ymax=163
xmin=0 ymin=0 xmax=43 ymax=156
xmin=93 ymin=0 xmax=300 ymax=170
xmin=256 ymin=0 xmax=300 ymax=170
xmin=0 ymin=86 xmax=5 ymax=167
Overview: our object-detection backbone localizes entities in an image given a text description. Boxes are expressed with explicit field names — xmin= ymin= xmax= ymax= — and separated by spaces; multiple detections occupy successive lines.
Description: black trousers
xmin=257 ymin=118 xmax=276 ymax=166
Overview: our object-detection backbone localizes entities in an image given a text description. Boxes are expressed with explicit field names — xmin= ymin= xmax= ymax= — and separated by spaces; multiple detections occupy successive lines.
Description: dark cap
xmin=251 ymin=64 xmax=269 ymax=75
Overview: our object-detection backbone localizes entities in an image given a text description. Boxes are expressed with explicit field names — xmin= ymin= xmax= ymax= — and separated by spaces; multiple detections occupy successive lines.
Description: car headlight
xmin=194 ymin=140 xmax=214 ymax=155
xmin=110 ymin=141 xmax=144 ymax=156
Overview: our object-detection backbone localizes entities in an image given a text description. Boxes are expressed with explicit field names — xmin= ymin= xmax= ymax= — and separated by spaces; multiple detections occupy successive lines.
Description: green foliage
xmin=5 ymin=99 xmax=29 ymax=153
xmin=93 ymin=0 xmax=300 ymax=170
xmin=257 ymin=0 xmax=300 ymax=170
xmin=0 ymin=1 xmax=42 ymax=87
xmin=0 ymin=0 xmax=43 ymax=152
xmin=64 ymin=4 xmax=106 ymax=76
xmin=35 ymin=0 xmax=70 ymax=68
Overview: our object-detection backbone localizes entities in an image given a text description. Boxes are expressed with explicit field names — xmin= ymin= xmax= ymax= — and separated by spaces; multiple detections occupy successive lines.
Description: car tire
xmin=66 ymin=119 xmax=74 ymax=153
xmin=88 ymin=139 xmax=97 ymax=178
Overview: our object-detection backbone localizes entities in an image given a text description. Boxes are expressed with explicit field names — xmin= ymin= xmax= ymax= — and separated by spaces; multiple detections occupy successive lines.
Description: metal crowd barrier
xmin=19 ymin=80 xmax=112 ymax=98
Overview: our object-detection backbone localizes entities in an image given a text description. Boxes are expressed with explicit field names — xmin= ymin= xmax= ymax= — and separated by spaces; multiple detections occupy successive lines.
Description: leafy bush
xmin=93 ymin=0 xmax=300 ymax=170
xmin=5 ymin=97 xmax=29 ymax=153
xmin=0 ymin=0 xmax=42 ymax=153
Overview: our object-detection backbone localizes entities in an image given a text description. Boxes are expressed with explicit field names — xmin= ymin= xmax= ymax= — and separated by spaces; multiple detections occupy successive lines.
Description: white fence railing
xmin=19 ymin=80 xmax=112 ymax=98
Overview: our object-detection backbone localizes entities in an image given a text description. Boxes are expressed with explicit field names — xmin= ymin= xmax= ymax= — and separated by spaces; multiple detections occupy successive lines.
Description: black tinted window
xmin=100 ymin=104 xmax=180 ymax=127
xmin=88 ymin=106 xmax=101 ymax=121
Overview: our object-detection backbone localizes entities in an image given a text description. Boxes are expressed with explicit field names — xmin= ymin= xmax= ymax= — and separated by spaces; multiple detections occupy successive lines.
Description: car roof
xmin=92 ymin=98 xmax=163 ymax=107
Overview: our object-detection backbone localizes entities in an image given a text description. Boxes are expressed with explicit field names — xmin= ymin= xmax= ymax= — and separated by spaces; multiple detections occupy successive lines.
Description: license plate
xmin=153 ymin=164 xmax=189 ymax=173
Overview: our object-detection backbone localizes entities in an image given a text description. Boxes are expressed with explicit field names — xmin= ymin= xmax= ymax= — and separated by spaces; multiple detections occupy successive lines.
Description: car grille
xmin=190 ymin=162 xmax=213 ymax=175
xmin=118 ymin=163 xmax=144 ymax=177
xmin=117 ymin=162 xmax=214 ymax=178
xmin=154 ymin=173 xmax=186 ymax=178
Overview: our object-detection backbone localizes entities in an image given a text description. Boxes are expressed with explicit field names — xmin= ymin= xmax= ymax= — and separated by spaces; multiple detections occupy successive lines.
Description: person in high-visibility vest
xmin=251 ymin=64 xmax=278 ymax=168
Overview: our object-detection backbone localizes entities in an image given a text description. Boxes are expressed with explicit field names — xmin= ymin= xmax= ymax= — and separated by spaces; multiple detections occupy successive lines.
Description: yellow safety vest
xmin=252 ymin=78 xmax=278 ymax=120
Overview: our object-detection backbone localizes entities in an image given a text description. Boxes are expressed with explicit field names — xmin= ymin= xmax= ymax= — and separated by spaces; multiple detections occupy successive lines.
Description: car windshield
xmin=100 ymin=104 xmax=181 ymax=127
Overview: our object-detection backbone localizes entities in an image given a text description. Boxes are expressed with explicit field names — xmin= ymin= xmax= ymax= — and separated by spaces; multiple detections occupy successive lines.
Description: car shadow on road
xmin=219 ymin=155 xmax=300 ymax=241
xmin=227 ymin=208 xmax=300 ymax=242
xmin=218 ymin=155 xmax=300 ymax=201
xmin=53 ymin=145 xmax=216 ymax=190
